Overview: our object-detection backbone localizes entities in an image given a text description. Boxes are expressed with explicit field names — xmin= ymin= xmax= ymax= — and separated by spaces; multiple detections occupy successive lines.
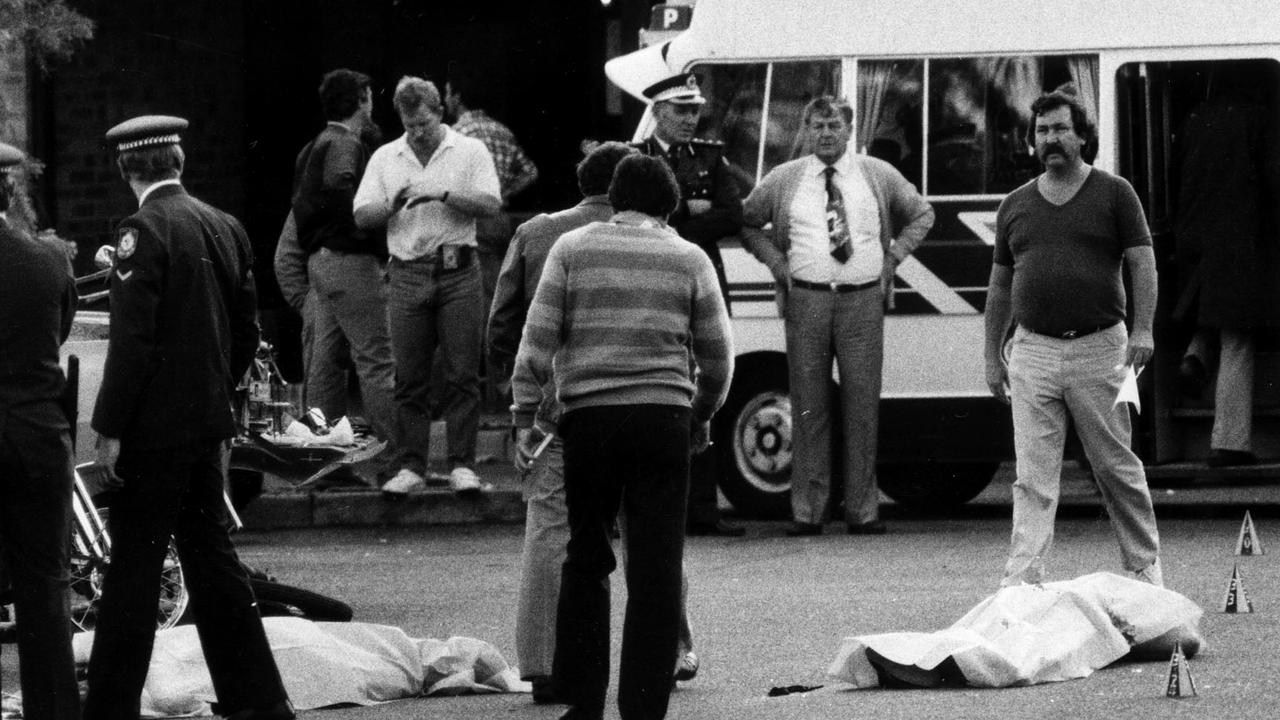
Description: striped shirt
xmin=510 ymin=211 xmax=734 ymax=427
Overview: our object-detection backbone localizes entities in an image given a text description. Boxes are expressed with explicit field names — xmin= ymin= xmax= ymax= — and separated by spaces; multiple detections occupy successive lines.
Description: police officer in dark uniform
xmin=84 ymin=116 xmax=294 ymax=720
xmin=634 ymin=73 xmax=745 ymax=538
xmin=0 ymin=141 xmax=80 ymax=720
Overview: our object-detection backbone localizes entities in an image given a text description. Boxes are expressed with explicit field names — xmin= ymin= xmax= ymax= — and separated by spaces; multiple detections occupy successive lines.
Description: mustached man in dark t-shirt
xmin=983 ymin=91 xmax=1164 ymax=589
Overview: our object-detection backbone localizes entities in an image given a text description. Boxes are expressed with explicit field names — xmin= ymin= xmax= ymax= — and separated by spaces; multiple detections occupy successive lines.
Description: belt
xmin=790 ymin=278 xmax=879 ymax=293
xmin=1024 ymin=322 xmax=1119 ymax=340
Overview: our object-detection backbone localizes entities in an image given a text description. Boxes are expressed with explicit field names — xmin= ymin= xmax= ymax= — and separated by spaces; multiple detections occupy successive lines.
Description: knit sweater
xmin=510 ymin=211 xmax=734 ymax=428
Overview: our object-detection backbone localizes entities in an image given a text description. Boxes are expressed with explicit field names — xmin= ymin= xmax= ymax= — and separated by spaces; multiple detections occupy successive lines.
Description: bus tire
xmin=878 ymin=461 xmax=998 ymax=510
xmin=715 ymin=356 xmax=794 ymax=519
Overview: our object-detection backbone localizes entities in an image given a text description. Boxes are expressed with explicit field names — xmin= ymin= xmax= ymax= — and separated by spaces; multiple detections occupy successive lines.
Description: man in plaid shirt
xmin=446 ymin=63 xmax=539 ymax=406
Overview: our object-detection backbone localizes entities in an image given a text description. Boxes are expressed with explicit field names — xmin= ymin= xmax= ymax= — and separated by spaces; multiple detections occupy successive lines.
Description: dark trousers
xmin=554 ymin=404 xmax=690 ymax=720
xmin=0 ymin=411 xmax=78 ymax=720
xmin=83 ymin=440 xmax=290 ymax=720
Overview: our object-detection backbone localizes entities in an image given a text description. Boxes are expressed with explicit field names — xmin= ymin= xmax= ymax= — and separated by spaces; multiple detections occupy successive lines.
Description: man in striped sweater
xmin=510 ymin=154 xmax=733 ymax=720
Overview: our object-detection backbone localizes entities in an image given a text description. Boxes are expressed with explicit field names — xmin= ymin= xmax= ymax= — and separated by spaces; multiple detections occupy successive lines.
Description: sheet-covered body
xmin=829 ymin=572 xmax=1204 ymax=689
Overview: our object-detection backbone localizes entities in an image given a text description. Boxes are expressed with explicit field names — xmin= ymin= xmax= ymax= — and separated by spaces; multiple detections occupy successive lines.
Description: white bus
xmin=606 ymin=0 xmax=1280 ymax=517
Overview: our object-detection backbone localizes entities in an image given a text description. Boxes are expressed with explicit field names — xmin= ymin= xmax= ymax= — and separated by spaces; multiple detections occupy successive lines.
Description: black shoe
xmin=530 ymin=676 xmax=560 ymax=704
xmin=1178 ymin=356 xmax=1208 ymax=397
xmin=847 ymin=520 xmax=888 ymax=535
xmin=1207 ymin=449 xmax=1256 ymax=467
xmin=786 ymin=521 xmax=823 ymax=537
xmin=559 ymin=707 xmax=604 ymax=720
xmin=689 ymin=519 xmax=746 ymax=537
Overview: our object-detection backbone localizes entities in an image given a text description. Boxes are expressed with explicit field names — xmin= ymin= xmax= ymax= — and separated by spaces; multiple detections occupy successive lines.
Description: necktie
xmin=824 ymin=166 xmax=852 ymax=263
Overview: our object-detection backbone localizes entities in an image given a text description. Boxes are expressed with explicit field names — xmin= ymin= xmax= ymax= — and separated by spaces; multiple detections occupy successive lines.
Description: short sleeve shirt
xmin=994 ymin=168 xmax=1151 ymax=336
xmin=354 ymin=126 xmax=501 ymax=260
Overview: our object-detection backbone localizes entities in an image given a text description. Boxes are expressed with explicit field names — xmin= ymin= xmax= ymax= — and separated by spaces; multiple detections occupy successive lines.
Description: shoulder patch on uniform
xmin=117 ymin=227 xmax=139 ymax=259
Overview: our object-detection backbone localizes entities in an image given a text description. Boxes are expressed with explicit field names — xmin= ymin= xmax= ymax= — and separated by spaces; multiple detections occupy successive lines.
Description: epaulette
xmin=689 ymin=138 xmax=725 ymax=148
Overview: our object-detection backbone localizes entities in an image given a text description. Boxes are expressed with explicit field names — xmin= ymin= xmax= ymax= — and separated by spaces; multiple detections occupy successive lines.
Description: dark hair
xmin=1026 ymin=91 xmax=1096 ymax=146
xmin=446 ymin=61 xmax=489 ymax=110
xmin=117 ymin=144 xmax=184 ymax=182
xmin=608 ymin=154 xmax=681 ymax=218
xmin=319 ymin=69 xmax=371 ymax=121
xmin=802 ymin=96 xmax=854 ymax=127
xmin=577 ymin=142 xmax=635 ymax=197
xmin=393 ymin=76 xmax=443 ymax=116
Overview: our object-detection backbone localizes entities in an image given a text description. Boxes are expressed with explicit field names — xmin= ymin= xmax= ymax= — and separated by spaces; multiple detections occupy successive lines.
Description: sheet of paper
xmin=1114 ymin=365 xmax=1141 ymax=413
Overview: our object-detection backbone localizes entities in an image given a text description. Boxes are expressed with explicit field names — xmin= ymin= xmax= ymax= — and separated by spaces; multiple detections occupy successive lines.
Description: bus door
xmin=1116 ymin=57 xmax=1280 ymax=472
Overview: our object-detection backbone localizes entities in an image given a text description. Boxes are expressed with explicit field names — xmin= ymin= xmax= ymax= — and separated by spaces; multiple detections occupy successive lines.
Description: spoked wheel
xmin=68 ymin=508 xmax=190 ymax=633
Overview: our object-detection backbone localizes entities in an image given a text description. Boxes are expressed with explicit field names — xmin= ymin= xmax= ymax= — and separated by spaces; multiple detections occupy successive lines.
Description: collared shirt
xmin=786 ymin=154 xmax=882 ymax=284
xmin=354 ymin=126 xmax=501 ymax=261
xmin=138 ymin=178 xmax=182 ymax=207
xmin=452 ymin=109 xmax=538 ymax=200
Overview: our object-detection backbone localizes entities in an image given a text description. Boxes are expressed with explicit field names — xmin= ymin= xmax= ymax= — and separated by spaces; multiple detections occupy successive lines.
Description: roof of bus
xmin=607 ymin=0 xmax=1280 ymax=101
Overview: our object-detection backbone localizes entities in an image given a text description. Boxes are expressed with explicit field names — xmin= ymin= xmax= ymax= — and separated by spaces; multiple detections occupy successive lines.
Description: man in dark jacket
xmin=84 ymin=115 xmax=294 ymax=720
xmin=0 ymin=141 xmax=80 ymax=720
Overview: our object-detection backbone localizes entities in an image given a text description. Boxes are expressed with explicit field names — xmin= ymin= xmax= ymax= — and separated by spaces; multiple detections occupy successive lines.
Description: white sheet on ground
xmin=828 ymin=572 xmax=1204 ymax=688
xmin=70 ymin=617 xmax=529 ymax=717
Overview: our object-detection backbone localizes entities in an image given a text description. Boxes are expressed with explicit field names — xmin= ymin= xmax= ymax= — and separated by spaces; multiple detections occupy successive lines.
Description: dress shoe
xmin=1178 ymin=355 xmax=1207 ymax=397
xmin=1207 ymin=449 xmax=1256 ymax=467
xmin=688 ymin=519 xmax=746 ymax=537
xmin=529 ymin=676 xmax=560 ymax=704
xmin=847 ymin=520 xmax=888 ymax=535
xmin=674 ymin=650 xmax=700 ymax=681
xmin=786 ymin=521 xmax=823 ymax=537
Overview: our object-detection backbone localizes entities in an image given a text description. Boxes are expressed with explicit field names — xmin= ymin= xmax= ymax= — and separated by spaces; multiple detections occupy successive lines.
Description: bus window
xmin=926 ymin=55 xmax=1098 ymax=196
xmin=762 ymin=61 xmax=841 ymax=174
xmin=696 ymin=63 xmax=769 ymax=189
xmin=857 ymin=60 xmax=924 ymax=191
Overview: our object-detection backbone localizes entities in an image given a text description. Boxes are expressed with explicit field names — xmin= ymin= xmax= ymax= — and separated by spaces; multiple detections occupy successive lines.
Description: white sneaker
xmin=449 ymin=466 xmax=482 ymax=495
xmin=1134 ymin=559 xmax=1164 ymax=587
xmin=381 ymin=468 xmax=426 ymax=495
xmin=674 ymin=650 xmax=699 ymax=682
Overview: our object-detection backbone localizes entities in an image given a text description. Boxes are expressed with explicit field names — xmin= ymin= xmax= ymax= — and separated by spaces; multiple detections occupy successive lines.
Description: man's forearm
xmin=983 ymin=267 xmax=1014 ymax=365
xmin=1125 ymin=245 xmax=1158 ymax=336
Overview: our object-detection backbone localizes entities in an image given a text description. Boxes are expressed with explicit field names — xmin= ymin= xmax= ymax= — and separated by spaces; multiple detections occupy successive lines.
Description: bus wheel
xmin=878 ymin=461 xmax=998 ymax=510
xmin=715 ymin=360 xmax=793 ymax=519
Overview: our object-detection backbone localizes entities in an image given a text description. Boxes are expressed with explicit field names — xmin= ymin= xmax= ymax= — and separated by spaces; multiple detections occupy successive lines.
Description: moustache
xmin=1040 ymin=143 xmax=1066 ymax=158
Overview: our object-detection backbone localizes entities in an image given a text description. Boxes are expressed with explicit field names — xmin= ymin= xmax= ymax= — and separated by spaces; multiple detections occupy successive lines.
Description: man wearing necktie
xmin=741 ymin=97 xmax=934 ymax=536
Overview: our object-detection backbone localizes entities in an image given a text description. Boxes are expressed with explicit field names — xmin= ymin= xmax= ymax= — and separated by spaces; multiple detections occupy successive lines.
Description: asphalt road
xmin=5 ymin=488 xmax=1279 ymax=719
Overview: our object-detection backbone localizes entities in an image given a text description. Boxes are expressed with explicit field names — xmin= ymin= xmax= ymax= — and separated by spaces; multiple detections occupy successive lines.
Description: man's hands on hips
xmin=95 ymin=435 xmax=124 ymax=488
xmin=1127 ymin=330 xmax=1154 ymax=370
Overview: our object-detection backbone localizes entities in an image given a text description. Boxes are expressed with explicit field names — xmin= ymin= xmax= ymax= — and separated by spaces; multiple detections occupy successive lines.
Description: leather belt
xmin=1024 ymin=322 xmax=1119 ymax=340
xmin=790 ymin=278 xmax=878 ymax=293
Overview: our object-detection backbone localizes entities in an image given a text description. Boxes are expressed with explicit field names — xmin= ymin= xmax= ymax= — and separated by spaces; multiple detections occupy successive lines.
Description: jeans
xmin=1004 ymin=323 xmax=1160 ymax=585
xmin=83 ymin=440 xmax=290 ymax=720
xmin=301 ymin=288 xmax=349 ymax=421
xmin=554 ymin=405 xmax=690 ymax=720
xmin=1187 ymin=328 xmax=1255 ymax=452
xmin=307 ymin=249 xmax=398 ymax=442
xmin=386 ymin=256 xmax=482 ymax=474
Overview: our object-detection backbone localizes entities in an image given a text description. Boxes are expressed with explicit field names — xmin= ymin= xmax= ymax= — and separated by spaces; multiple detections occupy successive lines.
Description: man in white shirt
xmin=354 ymin=76 xmax=502 ymax=496
xmin=741 ymin=97 xmax=934 ymax=536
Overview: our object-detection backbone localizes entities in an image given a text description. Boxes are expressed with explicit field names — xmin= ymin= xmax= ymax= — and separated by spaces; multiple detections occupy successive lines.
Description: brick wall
xmin=52 ymin=0 xmax=247 ymax=267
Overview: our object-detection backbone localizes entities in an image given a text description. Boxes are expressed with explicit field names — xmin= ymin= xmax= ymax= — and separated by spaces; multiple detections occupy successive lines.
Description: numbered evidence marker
xmin=1221 ymin=562 xmax=1254 ymax=614
xmin=1165 ymin=641 xmax=1198 ymax=698
xmin=1236 ymin=510 xmax=1265 ymax=556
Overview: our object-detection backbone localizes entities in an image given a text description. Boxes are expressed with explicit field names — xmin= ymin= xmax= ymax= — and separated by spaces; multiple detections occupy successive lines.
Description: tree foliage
xmin=0 ymin=0 xmax=95 ymax=69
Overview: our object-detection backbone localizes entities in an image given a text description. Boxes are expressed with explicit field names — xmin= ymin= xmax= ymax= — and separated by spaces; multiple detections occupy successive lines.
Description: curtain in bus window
xmin=694 ymin=63 xmax=769 ymax=192
xmin=762 ymin=61 xmax=841 ymax=175
xmin=857 ymin=60 xmax=924 ymax=191
xmin=1065 ymin=56 xmax=1099 ymax=125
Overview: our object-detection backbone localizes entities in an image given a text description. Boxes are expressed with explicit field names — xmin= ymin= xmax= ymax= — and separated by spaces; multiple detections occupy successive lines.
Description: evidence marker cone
xmin=1236 ymin=510 xmax=1265 ymax=556
xmin=1165 ymin=641 xmax=1198 ymax=698
xmin=1221 ymin=562 xmax=1254 ymax=614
